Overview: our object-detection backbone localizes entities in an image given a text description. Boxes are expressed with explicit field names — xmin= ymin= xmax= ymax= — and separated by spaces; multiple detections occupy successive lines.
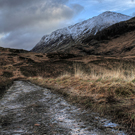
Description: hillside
xmin=67 ymin=17 xmax=135 ymax=57
xmin=31 ymin=11 xmax=131 ymax=53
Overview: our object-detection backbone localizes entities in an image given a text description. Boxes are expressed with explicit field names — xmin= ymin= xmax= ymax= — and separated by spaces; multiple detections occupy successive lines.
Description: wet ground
xmin=0 ymin=81 xmax=127 ymax=135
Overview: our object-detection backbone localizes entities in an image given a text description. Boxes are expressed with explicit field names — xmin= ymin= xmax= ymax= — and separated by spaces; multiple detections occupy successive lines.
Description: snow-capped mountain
xmin=31 ymin=11 xmax=131 ymax=53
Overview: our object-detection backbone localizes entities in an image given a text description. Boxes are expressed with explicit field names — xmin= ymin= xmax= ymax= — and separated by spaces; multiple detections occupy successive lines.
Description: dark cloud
xmin=70 ymin=4 xmax=84 ymax=15
xmin=132 ymin=12 xmax=135 ymax=16
xmin=0 ymin=31 xmax=39 ymax=50
xmin=0 ymin=0 xmax=71 ymax=33
xmin=0 ymin=0 xmax=83 ymax=50
xmin=0 ymin=0 xmax=68 ymax=8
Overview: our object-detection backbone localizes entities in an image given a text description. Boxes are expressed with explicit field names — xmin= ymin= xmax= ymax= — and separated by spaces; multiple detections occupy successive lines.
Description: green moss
xmin=131 ymin=114 xmax=135 ymax=121
xmin=132 ymin=79 xmax=135 ymax=83
xmin=115 ymin=87 xmax=132 ymax=97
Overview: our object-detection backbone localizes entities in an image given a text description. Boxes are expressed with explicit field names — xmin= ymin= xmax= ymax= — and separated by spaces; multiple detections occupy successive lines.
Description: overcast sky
xmin=0 ymin=0 xmax=135 ymax=50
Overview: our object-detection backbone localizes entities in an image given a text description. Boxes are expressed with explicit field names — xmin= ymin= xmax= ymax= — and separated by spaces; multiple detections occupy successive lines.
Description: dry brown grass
xmin=1 ymin=46 xmax=135 ymax=130
xmin=67 ymin=63 xmax=135 ymax=82
xmin=28 ymin=64 xmax=135 ymax=129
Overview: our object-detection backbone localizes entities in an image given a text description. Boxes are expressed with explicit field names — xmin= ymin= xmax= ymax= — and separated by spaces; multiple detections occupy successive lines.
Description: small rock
xmin=34 ymin=124 xmax=40 ymax=126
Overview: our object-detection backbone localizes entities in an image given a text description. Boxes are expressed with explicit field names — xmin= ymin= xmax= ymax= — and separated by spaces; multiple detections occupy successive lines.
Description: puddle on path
xmin=0 ymin=81 xmax=127 ymax=135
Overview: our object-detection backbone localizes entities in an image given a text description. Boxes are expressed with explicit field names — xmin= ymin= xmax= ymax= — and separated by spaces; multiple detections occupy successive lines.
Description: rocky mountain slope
xmin=61 ymin=16 xmax=135 ymax=57
xmin=31 ymin=11 xmax=131 ymax=53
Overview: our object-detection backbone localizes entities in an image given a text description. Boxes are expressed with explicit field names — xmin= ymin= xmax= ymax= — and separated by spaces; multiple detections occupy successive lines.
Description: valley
xmin=1 ymin=11 xmax=135 ymax=134
xmin=0 ymin=47 xmax=135 ymax=134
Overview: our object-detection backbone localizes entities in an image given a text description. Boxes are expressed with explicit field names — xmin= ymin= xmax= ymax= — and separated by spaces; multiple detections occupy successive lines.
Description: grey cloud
xmin=0 ymin=0 xmax=69 ymax=8
xmin=70 ymin=4 xmax=84 ymax=15
xmin=0 ymin=21 xmax=66 ymax=50
xmin=132 ymin=12 xmax=135 ymax=16
xmin=0 ymin=0 xmax=72 ymax=33
xmin=0 ymin=31 xmax=40 ymax=50
xmin=0 ymin=0 xmax=83 ymax=50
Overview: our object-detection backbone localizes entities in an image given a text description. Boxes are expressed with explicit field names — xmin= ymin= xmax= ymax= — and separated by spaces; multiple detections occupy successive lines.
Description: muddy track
xmin=0 ymin=81 xmax=127 ymax=135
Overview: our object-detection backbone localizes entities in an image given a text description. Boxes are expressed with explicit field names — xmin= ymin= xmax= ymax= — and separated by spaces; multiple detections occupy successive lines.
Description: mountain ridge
xmin=31 ymin=11 xmax=131 ymax=53
xmin=63 ymin=16 xmax=135 ymax=57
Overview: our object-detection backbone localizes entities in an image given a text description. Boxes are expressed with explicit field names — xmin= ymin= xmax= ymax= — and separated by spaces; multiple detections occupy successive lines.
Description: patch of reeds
xmin=28 ymin=62 xmax=135 ymax=129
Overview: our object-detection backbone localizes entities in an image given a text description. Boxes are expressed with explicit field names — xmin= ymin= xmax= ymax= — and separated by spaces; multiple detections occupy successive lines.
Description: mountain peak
xmin=101 ymin=11 xmax=115 ymax=15
xmin=99 ymin=11 xmax=129 ymax=16
xmin=97 ymin=11 xmax=131 ymax=20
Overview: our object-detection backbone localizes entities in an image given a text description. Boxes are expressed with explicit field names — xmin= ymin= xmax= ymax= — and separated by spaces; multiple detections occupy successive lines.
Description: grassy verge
xmin=28 ymin=65 xmax=135 ymax=130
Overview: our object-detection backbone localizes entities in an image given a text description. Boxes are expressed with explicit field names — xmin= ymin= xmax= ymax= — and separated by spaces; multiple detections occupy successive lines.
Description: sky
xmin=0 ymin=0 xmax=135 ymax=50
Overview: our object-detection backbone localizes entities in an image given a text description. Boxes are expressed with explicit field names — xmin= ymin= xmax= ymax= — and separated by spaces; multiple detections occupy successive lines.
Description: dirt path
xmin=0 ymin=81 xmax=127 ymax=135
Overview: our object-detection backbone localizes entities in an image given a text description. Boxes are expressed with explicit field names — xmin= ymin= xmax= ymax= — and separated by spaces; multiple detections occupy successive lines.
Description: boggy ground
xmin=1 ymin=47 xmax=135 ymax=134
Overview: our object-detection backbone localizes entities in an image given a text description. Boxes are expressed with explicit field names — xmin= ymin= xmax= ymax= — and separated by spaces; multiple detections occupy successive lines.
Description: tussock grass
xmin=58 ymin=63 xmax=135 ymax=84
xmin=28 ymin=62 xmax=135 ymax=129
